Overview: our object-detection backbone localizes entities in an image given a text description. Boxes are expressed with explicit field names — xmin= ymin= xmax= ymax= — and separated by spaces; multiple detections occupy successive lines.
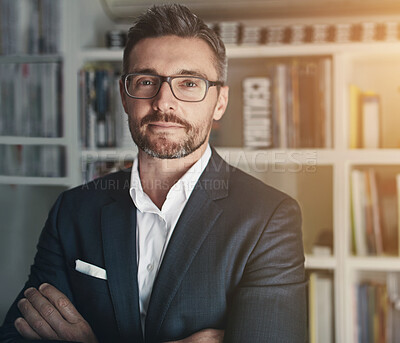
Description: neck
xmin=138 ymin=142 xmax=208 ymax=209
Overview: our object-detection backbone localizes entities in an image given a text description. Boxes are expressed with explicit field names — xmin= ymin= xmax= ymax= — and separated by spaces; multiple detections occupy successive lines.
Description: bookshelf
xmin=77 ymin=38 xmax=400 ymax=341
xmin=3 ymin=1 xmax=400 ymax=341
xmin=0 ymin=0 xmax=80 ymax=324
xmin=0 ymin=0 xmax=80 ymax=186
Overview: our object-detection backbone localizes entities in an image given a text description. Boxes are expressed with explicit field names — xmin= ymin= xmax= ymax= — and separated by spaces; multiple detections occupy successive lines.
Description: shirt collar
xmin=129 ymin=145 xmax=212 ymax=213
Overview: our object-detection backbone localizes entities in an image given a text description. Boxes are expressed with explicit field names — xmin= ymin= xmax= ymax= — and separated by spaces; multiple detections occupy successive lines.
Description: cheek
xmin=126 ymin=100 xmax=150 ymax=119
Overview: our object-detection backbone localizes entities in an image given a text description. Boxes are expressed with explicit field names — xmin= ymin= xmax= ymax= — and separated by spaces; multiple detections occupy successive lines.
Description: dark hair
xmin=122 ymin=4 xmax=227 ymax=83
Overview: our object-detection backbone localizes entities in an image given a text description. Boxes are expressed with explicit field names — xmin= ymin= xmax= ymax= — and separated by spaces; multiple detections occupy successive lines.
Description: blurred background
xmin=2 ymin=0 xmax=400 ymax=342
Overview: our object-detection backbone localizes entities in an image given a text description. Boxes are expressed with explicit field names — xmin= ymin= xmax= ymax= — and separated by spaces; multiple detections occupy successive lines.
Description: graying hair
xmin=122 ymin=4 xmax=227 ymax=83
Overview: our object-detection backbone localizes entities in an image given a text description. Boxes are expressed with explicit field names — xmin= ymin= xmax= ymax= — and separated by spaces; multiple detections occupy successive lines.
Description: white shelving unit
xmin=0 ymin=0 xmax=80 ymax=187
xmin=0 ymin=0 xmax=81 ymax=323
xmin=77 ymin=37 xmax=400 ymax=342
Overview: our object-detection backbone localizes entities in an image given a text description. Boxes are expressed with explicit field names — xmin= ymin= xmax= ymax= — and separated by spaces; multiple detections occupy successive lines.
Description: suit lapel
xmin=145 ymin=150 xmax=230 ymax=341
xmin=101 ymin=172 xmax=143 ymax=342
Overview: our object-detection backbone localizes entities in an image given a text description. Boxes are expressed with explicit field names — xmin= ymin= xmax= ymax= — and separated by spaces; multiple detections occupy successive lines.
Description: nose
xmin=152 ymin=81 xmax=178 ymax=112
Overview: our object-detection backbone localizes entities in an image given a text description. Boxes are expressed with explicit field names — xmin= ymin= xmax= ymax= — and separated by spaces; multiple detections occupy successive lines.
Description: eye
xmin=184 ymin=80 xmax=197 ymax=88
xmin=137 ymin=78 xmax=156 ymax=86
xmin=178 ymin=78 xmax=200 ymax=88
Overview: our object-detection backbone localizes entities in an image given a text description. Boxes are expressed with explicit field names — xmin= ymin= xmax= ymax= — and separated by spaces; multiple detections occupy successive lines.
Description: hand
xmin=14 ymin=283 xmax=98 ymax=343
xmin=169 ymin=328 xmax=224 ymax=343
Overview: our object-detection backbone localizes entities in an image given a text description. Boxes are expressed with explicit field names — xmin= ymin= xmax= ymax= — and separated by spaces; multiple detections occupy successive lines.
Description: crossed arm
xmin=14 ymin=283 xmax=223 ymax=343
xmin=4 ymin=193 xmax=306 ymax=342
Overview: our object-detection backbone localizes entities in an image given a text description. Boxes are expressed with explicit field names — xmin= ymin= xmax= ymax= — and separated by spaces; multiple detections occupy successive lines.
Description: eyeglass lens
xmin=125 ymin=74 xmax=208 ymax=101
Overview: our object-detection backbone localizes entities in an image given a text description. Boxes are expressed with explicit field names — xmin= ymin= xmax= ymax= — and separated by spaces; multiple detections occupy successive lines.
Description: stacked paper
xmin=290 ymin=25 xmax=306 ymax=44
xmin=266 ymin=26 xmax=285 ymax=45
xmin=312 ymin=24 xmax=329 ymax=43
xmin=217 ymin=21 xmax=240 ymax=45
xmin=361 ymin=22 xmax=376 ymax=42
xmin=335 ymin=23 xmax=352 ymax=43
xmin=242 ymin=26 xmax=262 ymax=45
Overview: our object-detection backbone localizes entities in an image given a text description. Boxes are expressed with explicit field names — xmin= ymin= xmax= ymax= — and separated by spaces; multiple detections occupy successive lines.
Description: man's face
xmin=120 ymin=35 xmax=228 ymax=159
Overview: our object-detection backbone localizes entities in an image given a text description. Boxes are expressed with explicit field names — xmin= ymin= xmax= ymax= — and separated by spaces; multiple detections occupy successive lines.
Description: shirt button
xmin=147 ymin=263 xmax=154 ymax=271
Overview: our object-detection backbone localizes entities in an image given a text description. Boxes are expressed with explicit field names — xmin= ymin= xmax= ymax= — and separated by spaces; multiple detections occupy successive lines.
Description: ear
xmin=213 ymin=86 xmax=229 ymax=121
xmin=119 ymin=79 xmax=128 ymax=114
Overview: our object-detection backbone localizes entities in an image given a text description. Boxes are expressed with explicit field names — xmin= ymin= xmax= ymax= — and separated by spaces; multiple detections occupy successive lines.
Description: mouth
xmin=147 ymin=121 xmax=186 ymax=129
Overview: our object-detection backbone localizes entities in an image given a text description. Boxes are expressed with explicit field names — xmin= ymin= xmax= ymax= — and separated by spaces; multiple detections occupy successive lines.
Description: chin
xmin=141 ymin=137 xmax=206 ymax=160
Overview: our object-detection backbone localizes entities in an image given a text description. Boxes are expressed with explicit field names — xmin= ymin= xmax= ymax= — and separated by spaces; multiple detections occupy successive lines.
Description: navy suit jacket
xmin=1 ymin=150 xmax=307 ymax=343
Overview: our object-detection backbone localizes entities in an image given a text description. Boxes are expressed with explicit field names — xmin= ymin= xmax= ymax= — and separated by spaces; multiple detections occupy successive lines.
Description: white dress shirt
xmin=129 ymin=145 xmax=212 ymax=331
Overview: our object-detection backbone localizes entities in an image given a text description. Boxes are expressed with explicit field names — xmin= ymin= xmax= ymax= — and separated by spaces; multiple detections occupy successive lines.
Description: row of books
xmin=0 ymin=0 xmax=61 ymax=55
xmin=351 ymin=169 xmax=400 ymax=256
xmin=84 ymin=160 xmax=133 ymax=183
xmin=242 ymin=57 xmax=332 ymax=149
xmin=79 ymin=65 xmax=134 ymax=149
xmin=308 ymin=271 xmax=334 ymax=343
xmin=356 ymin=273 xmax=400 ymax=343
xmin=356 ymin=280 xmax=387 ymax=343
xmin=350 ymin=85 xmax=381 ymax=149
xmin=0 ymin=144 xmax=65 ymax=177
xmin=210 ymin=21 xmax=400 ymax=46
xmin=0 ymin=62 xmax=62 ymax=137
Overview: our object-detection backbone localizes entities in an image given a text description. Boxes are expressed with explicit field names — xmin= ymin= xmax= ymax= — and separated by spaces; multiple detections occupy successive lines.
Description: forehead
xmin=129 ymin=35 xmax=218 ymax=79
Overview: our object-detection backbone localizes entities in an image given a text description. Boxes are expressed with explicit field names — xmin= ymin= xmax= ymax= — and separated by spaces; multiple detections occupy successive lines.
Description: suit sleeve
xmin=224 ymin=197 xmax=307 ymax=343
xmin=0 ymin=193 xmax=77 ymax=343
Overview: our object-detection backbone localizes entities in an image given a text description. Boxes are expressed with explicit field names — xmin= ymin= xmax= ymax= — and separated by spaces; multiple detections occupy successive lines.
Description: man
xmin=0 ymin=4 xmax=307 ymax=343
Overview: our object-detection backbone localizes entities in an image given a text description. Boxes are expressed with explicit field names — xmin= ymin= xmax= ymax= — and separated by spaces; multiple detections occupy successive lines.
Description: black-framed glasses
xmin=122 ymin=73 xmax=223 ymax=102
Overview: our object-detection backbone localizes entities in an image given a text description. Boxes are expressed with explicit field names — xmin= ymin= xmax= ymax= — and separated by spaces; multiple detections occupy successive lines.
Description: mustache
xmin=140 ymin=111 xmax=191 ymax=129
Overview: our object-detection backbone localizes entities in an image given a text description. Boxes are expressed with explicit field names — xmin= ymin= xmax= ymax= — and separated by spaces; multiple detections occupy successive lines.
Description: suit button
xmin=147 ymin=263 xmax=154 ymax=271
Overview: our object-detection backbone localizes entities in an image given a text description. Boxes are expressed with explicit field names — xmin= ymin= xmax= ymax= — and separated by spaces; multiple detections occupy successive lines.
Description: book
xmin=84 ymin=160 xmax=133 ymax=183
xmin=356 ymin=280 xmax=388 ymax=343
xmin=0 ymin=62 xmax=61 ymax=138
xmin=367 ymin=169 xmax=384 ymax=255
xmin=351 ymin=169 xmax=368 ymax=256
xmin=351 ymin=168 xmax=386 ymax=256
xmin=322 ymin=58 xmax=333 ymax=148
xmin=274 ymin=64 xmax=288 ymax=148
xmin=298 ymin=61 xmax=319 ymax=147
xmin=387 ymin=273 xmax=400 ymax=342
xmin=379 ymin=174 xmax=399 ymax=255
xmin=0 ymin=0 xmax=61 ymax=55
xmin=0 ymin=144 xmax=65 ymax=177
xmin=242 ymin=77 xmax=272 ymax=148
xmin=308 ymin=272 xmax=334 ymax=343
xmin=397 ymin=174 xmax=400 ymax=256
xmin=349 ymin=86 xmax=381 ymax=149
xmin=80 ymin=64 xmax=135 ymax=149
xmin=361 ymin=92 xmax=381 ymax=149
xmin=267 ymin=57 xmax=331 ymax=149
xmin=349 ymin=84 xmax=362 ymax=149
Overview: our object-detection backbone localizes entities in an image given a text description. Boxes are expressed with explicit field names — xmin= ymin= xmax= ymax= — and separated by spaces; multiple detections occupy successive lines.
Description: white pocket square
xmin=75 ymin=259 xmax=107 ymax=280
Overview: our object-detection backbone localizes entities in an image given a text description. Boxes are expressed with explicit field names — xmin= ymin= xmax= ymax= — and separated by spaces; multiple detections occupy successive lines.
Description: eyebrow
xmin=130 ymin=68 xmax=209 ymax=80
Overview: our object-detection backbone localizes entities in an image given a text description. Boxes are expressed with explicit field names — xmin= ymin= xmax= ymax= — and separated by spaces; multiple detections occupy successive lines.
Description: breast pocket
xmin=70 ymin=265 xmax=110 ymax=295
xmin=68 ymin=265 xmax=119 ymax=342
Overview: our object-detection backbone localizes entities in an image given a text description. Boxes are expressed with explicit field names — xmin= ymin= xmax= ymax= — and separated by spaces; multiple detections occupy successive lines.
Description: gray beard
xmin=128 ymin=116 xmax=210 ymax=159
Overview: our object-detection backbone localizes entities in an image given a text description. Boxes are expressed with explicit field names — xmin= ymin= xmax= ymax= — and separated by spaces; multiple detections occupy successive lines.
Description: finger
xmin=186 ymin=329 xmax=224 ymax=342
xmin=17 ymin=295 xmax=58 ymax=340
xmin=14 ymin=317 xmax=42 ymax=340
xmin=24 ymin=287 xmax=68 ymax=337
xmin=39 ymin=283 xmax=84 ymax=324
